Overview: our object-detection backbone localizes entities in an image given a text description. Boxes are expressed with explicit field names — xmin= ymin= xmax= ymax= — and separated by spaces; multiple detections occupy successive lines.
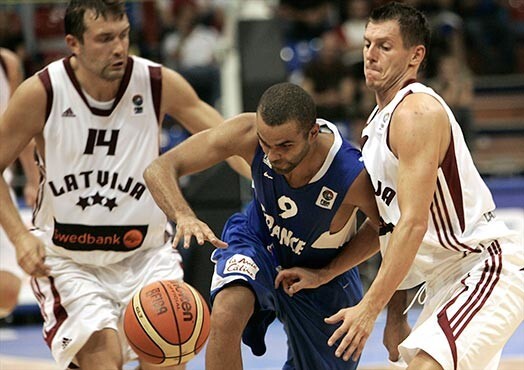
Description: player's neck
xmin=376 ymin=75 xmax=417 ymax=110
xmin=71 ymin=57 xmax=121 ymax=101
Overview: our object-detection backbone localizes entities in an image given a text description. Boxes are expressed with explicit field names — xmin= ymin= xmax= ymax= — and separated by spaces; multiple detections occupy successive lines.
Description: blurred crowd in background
xmin=1 ymin=0 xmax=523 ymax=307
xmin=1 ymin=0 xmax=523 ymax=144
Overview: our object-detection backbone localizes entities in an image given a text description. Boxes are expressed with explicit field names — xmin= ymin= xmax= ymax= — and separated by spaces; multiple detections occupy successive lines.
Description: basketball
xmin=123 ymin=280 xmax=211 ymax=366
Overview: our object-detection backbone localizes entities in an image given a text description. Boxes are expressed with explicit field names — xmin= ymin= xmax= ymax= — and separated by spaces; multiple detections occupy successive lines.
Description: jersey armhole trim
xmin=37 ymin=68 xmax=53 ymax=123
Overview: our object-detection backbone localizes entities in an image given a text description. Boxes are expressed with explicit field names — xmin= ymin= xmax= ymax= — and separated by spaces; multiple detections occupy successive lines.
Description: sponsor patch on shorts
xmin=224 ymin=254 xmax=259 ymax=280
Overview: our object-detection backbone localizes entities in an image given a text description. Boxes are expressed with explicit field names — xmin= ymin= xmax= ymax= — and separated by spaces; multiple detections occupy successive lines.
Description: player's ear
xmin=65 ymin=34 xmax=80 ymax=55
xmin=309 ymin=123 xmax=320 ymax=139
xmin=410 ymin=45 xmax=426 ymax=67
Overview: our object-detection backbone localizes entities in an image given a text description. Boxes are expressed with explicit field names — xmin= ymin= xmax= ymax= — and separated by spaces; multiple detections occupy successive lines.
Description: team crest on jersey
xmin=315 ymin=186 xmax=337 ymax=210
xmin=378 ymin=112 xmax=390 ymax=133
xmin=132 ymin=94 xmax=143 ymax=114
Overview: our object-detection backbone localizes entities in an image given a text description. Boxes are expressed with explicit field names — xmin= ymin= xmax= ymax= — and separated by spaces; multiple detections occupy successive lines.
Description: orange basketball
xmin=123 ymin=280 xmax=211 ymax=366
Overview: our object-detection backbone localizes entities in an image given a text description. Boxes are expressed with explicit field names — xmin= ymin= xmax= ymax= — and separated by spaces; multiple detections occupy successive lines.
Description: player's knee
xmin=0 ymin=273 xmax=21 ymax=318
xmin=77 ymin=329 xmax=123 ymax=370
xmin=211 ymin=285 xmax=255 ymax=334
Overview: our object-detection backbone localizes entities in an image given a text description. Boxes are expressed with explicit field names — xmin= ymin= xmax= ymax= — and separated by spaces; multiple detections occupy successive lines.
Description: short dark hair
xmin=257 ymin=83 xmax=316 ymax=134
xmin=368 ymin=2 xmax=430 ymax=51
xmin=65 ymin=0 xmax=127 ymax=41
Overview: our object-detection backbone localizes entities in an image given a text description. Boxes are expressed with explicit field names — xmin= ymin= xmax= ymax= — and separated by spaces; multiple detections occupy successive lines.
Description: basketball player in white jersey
xmin=0 ymin=1 xmax=247 ymax=369
xmin=0 ymin=47 xmax=39 ymax=318
xmin=325 ymin=2 xmax=524 ymax=370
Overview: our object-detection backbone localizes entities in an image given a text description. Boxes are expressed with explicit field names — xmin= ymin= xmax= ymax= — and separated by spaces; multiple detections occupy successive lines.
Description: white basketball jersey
xmin=34 ymin=56 xmax=167 ymax=266
xmin=361 ymin=82 xmax=515 ymax=288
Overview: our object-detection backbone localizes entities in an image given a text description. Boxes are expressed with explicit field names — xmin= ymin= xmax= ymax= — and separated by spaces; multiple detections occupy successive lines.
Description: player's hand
xmin=383 ymin=314 xmax=411 ymax=361
xmin=14 ymin=232 xmax=50 ymax=277
xmin=324 ymin=301 xmax=379 ymax=362
xmin=274 ymin=267 xmax=325 ymax=296
xmin=173 ymin=214 xmax=227 ymax=249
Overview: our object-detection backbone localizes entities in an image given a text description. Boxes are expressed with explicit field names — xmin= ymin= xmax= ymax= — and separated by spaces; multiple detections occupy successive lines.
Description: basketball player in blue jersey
xmin=326 ymin=3 xmax=524 ymax=370
xmin=145 ymin=82 xmax=407 ymax=370
xmin=0 ymin=1 xmax=247 ymax=369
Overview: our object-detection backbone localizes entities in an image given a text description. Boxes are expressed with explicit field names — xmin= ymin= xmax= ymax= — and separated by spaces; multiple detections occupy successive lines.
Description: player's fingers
xmin=37 ymin=260 xmax=51 ymax=276
xmin=350 ymin=336 xmax=367 ymax=362
xmin=183 ymin=229 xmax=193 ymax=249
xmin=334 ymin=328 xmax=356 ymax=358
xmin=324 ymin=309 xmax=344 ymax=325
xmin=210 ymin=238 xmax=228 ymax=249
xmin=274 ymin=270 xmax=289 ymax=289
xmin=341 ymin=332 xmax=363 ymax=361
xmin=289 ymin=280 xmax=303 ymax=294
xmin=193 ymin=228 xmax=205 ymax=245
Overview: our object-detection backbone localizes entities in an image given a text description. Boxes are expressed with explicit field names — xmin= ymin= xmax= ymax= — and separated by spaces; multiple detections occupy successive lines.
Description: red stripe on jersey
xmin=37 ymin=68 xmax=53 ymax=122
xmin=440 ymin=134 xmax=465 ymax=232
xmin=148 ymin=65 xmax=161 ymax=124
xmin=431 ymin=190 xmax=461 ymax=251
xmin=435 ymin=180 xmax=476 ymax=252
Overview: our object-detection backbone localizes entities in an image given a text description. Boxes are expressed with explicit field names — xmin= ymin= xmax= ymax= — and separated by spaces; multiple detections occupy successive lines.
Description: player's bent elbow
xmin=143 ymin=159 xmax=162 ymax=187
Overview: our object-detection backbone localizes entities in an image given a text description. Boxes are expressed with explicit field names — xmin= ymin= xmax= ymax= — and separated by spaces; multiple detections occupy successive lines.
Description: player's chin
xmin=272 ymin=165 xmax=293 ymax=175
xmin=104 ymin=68 xmax=126 ymax=81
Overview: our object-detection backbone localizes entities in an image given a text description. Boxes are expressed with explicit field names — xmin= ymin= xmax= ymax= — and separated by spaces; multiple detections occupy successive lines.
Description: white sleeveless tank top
xmin=361 ymin=82 xmax=514 ymax=288
xmin=34 ymin=55 xmax=167 ymax=266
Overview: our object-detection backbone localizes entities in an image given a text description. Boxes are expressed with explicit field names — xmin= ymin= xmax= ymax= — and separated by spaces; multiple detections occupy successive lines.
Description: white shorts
xmin=30 ymin=242 xmax=184 ymax=370
xmin=399 ymin=239 xmax=524 ymax=370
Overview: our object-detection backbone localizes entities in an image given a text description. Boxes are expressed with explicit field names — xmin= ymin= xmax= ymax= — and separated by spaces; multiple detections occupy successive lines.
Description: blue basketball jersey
xmin=247 ymin=119 xmax=364 ymax=269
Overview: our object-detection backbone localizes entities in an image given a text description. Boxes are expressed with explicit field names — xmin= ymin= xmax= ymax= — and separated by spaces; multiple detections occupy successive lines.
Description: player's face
xmin=363 ymin=20 xmax=414 ymax=92
xmin=256 ymin=118 xmax=311 ymax=175
xmin=74 ymin=10 xmax=130 ymax=81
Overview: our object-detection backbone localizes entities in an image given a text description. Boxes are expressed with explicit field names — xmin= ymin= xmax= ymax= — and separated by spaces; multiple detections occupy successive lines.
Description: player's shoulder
xmin=395 ymin=91 xmax=447 ymax=126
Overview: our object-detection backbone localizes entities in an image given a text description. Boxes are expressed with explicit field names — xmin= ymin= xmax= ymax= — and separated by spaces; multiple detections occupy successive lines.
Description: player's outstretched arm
xmin=144 ymin=113 xmax=257 ymax=249
xmin=0 ymin=75 xmax=49 ymax=276
xmin=324 ymin=94 xmax=450 ymax=362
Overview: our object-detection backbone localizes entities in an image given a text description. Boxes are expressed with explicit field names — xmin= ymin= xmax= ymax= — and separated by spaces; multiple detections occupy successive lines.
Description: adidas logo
xmin=61 ymin=337 xmax=72 ymax=349
xmin=62 ymin=108 xmax=76 ymax=117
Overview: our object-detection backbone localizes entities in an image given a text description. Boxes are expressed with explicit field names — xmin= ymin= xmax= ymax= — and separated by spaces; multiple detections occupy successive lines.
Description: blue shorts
xmin=210 ymin=213 xmax=363 ymax=370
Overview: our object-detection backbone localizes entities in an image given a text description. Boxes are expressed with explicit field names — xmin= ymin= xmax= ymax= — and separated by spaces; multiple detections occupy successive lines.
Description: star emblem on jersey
xmin=76 ymin=193 xmax=119 ymax=211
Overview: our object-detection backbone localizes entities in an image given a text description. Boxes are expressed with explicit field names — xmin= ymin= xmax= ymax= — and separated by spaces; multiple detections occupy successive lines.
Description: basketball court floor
xmin=1 ymin=188 xmax=523 ymax=369
xmin=1 ymin=308 xmax=523 ymax=369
